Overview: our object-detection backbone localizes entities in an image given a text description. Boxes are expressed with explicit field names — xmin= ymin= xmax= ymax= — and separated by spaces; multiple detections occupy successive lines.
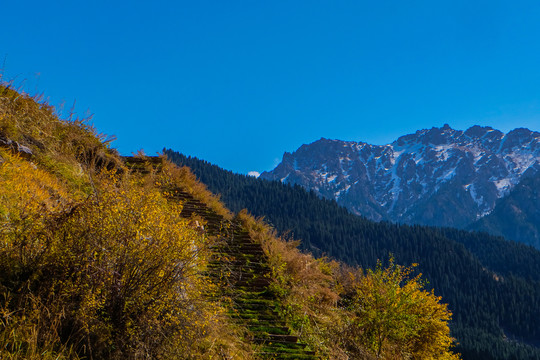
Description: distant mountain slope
xmin=165 ymin=148 xmax=540 ymax=360
xmin=470 ymin=172 xmax=540 ymax=249
xmin=260 ymin=125 xmax=540 ymax=230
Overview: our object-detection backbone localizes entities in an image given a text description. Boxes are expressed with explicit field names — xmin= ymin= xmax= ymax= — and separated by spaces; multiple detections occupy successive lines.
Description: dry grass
xmin=0 ymin=82 xmax=122 ymax=198
xmin=159 ymin=159 xmax=233 ymax=220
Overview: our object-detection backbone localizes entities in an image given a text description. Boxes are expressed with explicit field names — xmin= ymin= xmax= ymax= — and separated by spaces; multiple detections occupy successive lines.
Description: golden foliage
xmin=0 ymin=83 xmax=120 ymax=197
xmin=0 ymin=156 xmax=243 ymax=359
xmin=0 ymin=152 xmax=72 ymax=270
xmin=342 ymin=257 xmax=460 ymax=360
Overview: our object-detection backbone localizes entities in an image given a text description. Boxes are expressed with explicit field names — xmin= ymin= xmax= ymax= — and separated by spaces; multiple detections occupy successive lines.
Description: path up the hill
xmin=123 ymin=156 xmax=318 ymax=359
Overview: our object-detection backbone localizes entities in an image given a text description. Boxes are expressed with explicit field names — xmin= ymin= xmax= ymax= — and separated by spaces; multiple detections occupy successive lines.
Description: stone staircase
xmin=123 ymin=156 xmax=318 ymax=359
xmin=221 ymin=224 xmax=317 ymax=359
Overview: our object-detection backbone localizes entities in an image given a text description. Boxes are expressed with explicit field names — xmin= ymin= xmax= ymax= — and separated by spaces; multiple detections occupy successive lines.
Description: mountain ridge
xmin=261 ymin=124 xmax=540 ymax=232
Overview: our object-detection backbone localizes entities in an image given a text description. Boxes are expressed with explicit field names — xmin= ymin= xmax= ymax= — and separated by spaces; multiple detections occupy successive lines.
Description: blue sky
xmin=3 ymin=1 xmax=540 ymax=174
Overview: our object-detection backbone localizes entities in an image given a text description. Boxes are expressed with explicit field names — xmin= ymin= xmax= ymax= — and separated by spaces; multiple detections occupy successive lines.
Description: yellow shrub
xmin=344 ymin=258 xmax=460 ymax=360
xmin=0 ymin=164 xmax=228 ymax=359
xmin=46 ymin=171 xmax=218 ymax=358
xmin=0 ymin=152 xmax=71 ymax=268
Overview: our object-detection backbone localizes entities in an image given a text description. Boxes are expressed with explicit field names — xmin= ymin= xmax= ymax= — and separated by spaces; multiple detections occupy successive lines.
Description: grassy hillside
xmin=0 ymin=85 xmax=461 ymax=359
xmin=164 ymin=149 xmax=540 ymax=360
xmin=0 ymin=85 xmax=249 ymax=359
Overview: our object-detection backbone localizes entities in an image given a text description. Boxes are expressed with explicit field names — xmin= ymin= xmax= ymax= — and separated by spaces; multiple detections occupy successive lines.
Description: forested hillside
xmin=165 ymin=149 xmax=540 ymax=360
xmin=0 ymin=84 xmax=463 ymax=359
xmin=470 ymin=172 xmax=540 ymax=249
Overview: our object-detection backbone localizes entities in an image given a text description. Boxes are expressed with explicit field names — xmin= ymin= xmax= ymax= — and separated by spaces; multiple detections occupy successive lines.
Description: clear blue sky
xmin=3 ymin=1 xmax=540 ymax=174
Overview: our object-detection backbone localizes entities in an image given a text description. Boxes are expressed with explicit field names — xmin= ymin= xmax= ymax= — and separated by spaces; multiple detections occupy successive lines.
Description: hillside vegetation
xmin=0 ymin=85 xmax=461 ymax=359
xmin=470 ymin=172 xmax=540 ymax=249
xmin=164 ymin=149 xmax=540 ymax=360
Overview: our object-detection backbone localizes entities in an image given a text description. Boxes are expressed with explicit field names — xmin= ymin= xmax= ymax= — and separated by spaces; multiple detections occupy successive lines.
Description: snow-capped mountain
xmin=260 ymin=125 xmax=540 ymax=228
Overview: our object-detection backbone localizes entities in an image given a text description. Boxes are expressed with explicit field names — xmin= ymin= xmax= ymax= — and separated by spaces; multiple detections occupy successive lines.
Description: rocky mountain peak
xmin=261 ymin=125 xmax=540 ymax=228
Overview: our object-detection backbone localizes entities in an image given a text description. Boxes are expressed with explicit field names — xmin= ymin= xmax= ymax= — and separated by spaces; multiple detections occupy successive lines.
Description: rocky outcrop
xmin=0 ymin=132 xmax=34 ymax=158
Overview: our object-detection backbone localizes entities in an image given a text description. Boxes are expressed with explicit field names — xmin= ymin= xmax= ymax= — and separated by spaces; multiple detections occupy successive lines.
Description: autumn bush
xmin=0 ymin=151 xmax=78 ymax=360
xmin=339 ymin=257 xmax=460 ymax=360
xmin=1 ymin=158 xmax=175 ymax=356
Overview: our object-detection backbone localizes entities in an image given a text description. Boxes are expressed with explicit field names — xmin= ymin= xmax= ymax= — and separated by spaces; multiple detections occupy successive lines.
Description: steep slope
xmin=165 ymin=149 xmax=540 ymax=360
xmin=260 ymin=125 xmax=540 ymax=229
xmin=0 ymin=86 xmax=257 ymax=359
xmin=470 ymin=171 xmax=540 ymax=249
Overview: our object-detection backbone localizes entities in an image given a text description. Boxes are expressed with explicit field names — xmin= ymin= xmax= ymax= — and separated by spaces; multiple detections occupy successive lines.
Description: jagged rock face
xmin=261 ymin=125 xmax=540 ymax=228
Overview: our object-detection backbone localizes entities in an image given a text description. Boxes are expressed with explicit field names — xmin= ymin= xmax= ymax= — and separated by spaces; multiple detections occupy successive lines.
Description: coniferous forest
xmin=165 ymin=149 xmax=540 ymax=360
